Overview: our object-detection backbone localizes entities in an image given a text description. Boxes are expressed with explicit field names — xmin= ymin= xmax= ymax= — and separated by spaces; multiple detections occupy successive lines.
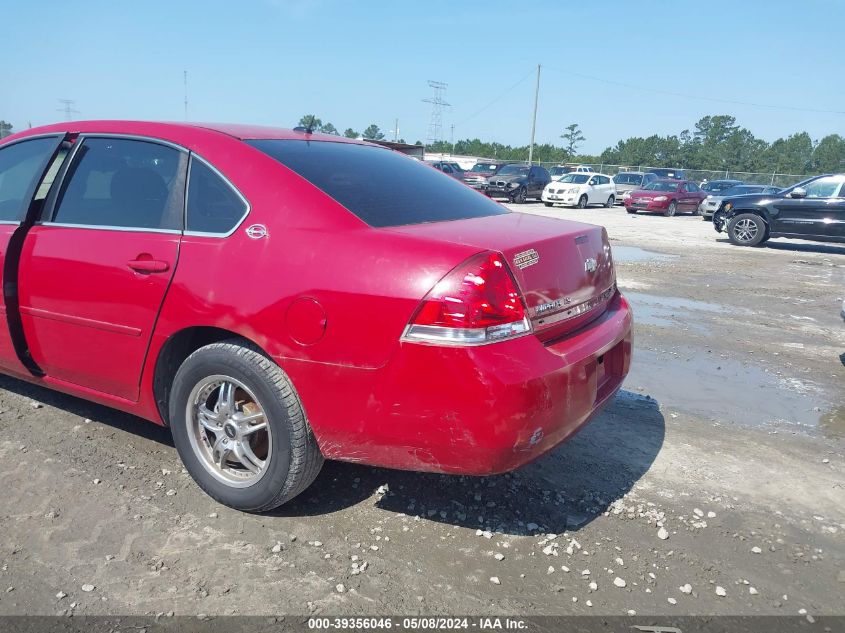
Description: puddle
xmin=622 ymin=291 xmax=735 ymax=333
xmin=612 ymin=245 xmax=679 ymax=263
xmin=627 ymin=348 xmax=832 ymax=432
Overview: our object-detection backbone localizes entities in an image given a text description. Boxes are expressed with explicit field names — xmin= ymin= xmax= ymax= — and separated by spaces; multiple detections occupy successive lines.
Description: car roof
xmin=4 ymin=120 xmax=368 ymax=146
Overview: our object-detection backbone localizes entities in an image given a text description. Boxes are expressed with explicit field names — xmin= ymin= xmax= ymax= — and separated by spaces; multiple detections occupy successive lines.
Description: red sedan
xmin=0 ymin=121 xmax=632 ymax=511
xmin=624 ymin=179 xmax=707 ymax=216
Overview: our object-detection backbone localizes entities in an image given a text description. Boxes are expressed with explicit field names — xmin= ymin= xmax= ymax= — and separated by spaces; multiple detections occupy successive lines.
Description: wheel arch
xmin=152 ymin=326 xmax=270 ymax=426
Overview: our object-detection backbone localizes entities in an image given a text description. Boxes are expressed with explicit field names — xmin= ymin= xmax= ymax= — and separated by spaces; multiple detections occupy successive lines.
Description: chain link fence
xmin=535 ymin=162 xmax=809 ymax=188
xmin=424 ymin=152 xmax=811 ymax=189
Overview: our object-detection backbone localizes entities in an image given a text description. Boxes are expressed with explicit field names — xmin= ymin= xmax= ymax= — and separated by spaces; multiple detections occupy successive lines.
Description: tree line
xmin=428 ymin=115 xmax=845 ymax=175
xmin=3 ymin=114 xmax=843 ymax=176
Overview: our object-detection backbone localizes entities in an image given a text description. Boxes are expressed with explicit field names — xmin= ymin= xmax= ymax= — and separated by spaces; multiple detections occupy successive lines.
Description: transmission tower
xmin=57 ymin=99 xmax=80 ymax=121
xmin=423 ymin=80 xmax=450 ymax=145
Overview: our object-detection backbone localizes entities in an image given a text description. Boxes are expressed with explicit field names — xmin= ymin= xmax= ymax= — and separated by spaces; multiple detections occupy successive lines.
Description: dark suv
xmin=714 ymin=174 xmax=845 ymax=246
xmin=486 ymin=164 xmax=551 ymax=203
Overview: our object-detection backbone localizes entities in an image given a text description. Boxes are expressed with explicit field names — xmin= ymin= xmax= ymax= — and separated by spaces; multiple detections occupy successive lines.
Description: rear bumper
xmin=288 ymin=293 xmax=633 ymax=475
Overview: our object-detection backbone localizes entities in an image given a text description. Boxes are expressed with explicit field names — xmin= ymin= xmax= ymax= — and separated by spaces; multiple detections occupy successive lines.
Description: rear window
xmin=247 ymin=140 xmax=508 ymax=227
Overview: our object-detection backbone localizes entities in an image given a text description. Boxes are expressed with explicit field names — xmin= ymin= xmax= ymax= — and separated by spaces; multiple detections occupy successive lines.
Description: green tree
xmin=560 ymin=123 xmax=585 ymax=157
xmin=363 ymin=124 xmax=384 ymax=140
xmin=0 ymin=121 xmax=12 ymax=139
xmin=343 ymin=128 xmax=358 ymax=138
xmin=297 ymin=114 xmax=322 ymax=131
xmin=320 ymin=122 xmax=339 ymax=135
xmin=812 ymin=134 xmax=845 ymax=172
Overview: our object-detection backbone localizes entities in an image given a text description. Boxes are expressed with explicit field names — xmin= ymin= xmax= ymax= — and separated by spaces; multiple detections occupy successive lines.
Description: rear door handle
xmin=127 ymin=258 xmax=169 ymax=273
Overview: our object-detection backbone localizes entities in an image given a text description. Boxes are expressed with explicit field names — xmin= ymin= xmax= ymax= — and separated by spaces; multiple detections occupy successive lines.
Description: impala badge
xmin=584 ymin=257 xmax=597 ymax=273
xmin=246 ymin=224 xmax=268 ymax=239
xmin=513 ymin=248 xmax=540 ymax=269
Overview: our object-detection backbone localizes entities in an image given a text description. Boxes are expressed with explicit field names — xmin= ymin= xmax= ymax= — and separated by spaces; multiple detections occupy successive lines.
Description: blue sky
xmin=2 ymin=0 xmax=843 ymax=154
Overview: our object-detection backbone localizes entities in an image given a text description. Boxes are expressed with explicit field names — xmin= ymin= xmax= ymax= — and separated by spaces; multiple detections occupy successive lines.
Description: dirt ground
xmin=0 ymin=201 xmax=843 ymax=619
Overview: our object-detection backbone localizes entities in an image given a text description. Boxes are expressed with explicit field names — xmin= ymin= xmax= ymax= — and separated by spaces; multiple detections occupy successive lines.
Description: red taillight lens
xmin=404 ymin=251 xmax=531 ymax=345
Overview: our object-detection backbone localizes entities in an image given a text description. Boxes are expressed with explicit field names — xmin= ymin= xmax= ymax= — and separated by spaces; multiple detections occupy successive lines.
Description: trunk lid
xmin=387 ymin=213 xmax=617 ymax=341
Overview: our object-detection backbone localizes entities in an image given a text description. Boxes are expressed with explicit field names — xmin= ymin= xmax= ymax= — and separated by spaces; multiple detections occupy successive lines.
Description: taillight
xmin=402 ymin=251 xmax=531 ymax=345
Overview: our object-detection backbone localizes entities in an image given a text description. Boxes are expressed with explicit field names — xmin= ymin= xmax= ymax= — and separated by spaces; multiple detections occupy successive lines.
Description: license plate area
xmin=595 ymin=340 xmax=625 ymax=403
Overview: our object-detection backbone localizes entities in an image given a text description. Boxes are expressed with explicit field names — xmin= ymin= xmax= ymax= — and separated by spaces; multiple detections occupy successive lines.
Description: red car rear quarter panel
xmin=306 ymin=294 xmax=632 ymax=473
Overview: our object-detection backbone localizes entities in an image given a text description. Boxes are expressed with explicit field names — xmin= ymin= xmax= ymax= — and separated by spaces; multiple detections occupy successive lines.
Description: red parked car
xmin=0 ymin=121 xmax=632 ymax=511
xmin=624 ymin=179 xmax=706 ymax=216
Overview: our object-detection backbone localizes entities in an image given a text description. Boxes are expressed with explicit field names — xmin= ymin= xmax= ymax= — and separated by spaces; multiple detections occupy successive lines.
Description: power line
xmin=545 ymin=67 xmax=845 ymax=116
xmin=454 ymin=68 xmax=535 ymax=126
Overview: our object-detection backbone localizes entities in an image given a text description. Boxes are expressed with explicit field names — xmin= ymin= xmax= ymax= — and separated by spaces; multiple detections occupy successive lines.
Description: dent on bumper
xmin=293 ymin=294 xmax=633 ymax=475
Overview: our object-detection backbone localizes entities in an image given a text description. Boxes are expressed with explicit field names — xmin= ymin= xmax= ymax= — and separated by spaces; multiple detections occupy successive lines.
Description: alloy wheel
xmin=186 ymin=375 xmax=271 ymax=487
xmin=732 ymin=218 xmax=759 ymax=243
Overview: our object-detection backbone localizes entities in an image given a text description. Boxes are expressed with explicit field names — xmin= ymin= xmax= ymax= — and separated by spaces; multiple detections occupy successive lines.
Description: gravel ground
xmin=0 ymin=201 xmax=843 ymax=618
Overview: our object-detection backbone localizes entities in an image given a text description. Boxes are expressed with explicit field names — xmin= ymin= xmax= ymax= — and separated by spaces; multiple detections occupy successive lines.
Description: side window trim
xmin=183 ymin=153 xmax=251 ymax=238
xmin=42 ymin=134 xmax=189 ymax=234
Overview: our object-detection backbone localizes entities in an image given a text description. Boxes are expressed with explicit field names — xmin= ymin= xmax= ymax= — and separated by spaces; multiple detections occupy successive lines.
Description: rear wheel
xmin=605 ymin=195 xmax=615 ymax=208
xmin=727 ymin=213 xmax=768 ymax=247
xmin=693 ymin=202 xmax=704 ymax=216
xmin=577 ymin=195 xmax=588 ymax=209
xmin=169 ymin=340 xmax=323 ymax=512
xmin=664 ymin=201 xmax=677 ymax=217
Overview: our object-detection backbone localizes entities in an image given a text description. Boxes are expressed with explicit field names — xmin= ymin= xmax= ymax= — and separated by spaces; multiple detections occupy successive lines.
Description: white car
xmin=542 ymin=173 xmax=616 ymax=208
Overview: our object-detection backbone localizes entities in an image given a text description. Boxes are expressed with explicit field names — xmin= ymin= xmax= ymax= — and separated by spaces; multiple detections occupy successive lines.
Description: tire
xmin=512 ymin=187 xmax=527 ymax=204
xmin=543 ymin=202 xmax=553 ymax=207
xmin=727 ymin=213 xmax=768 ymax=247
xmin=577 ymin=195 xmax=588 ymax=209
xmin=664 ymin=201 xmax=677 ymax=217
xmin=626 ymin=208 xmax=637 ymax=214
xmin=605 ymin=196 xmax=615 ymax=208
xmin=169 ymin=340 xmax=323 ymax=512
xmin=693 ymin=202 xmax=704 ymax=216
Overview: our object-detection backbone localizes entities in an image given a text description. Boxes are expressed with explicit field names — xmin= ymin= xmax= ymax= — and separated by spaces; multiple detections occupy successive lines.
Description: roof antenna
xmin=294 ymin=115 xmax=318 ymax=134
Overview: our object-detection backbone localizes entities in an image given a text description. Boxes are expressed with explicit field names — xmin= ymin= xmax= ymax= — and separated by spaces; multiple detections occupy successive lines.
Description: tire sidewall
xmin=578 ymin=195 xmax=587 ymax=209
xmin=665 ymin=201 xmax=677 ymax=217
xmin=169 ymin=346 xmax=294 ymax=511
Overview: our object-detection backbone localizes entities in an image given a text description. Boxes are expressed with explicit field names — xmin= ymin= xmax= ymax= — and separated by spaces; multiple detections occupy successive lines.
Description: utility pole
xmin=450 ymin=124 xmax=455 ymax=155
xmin=527 ymin=64 xmax=541 ymax=165
xmin=57 ymin=99 xmax=80 ymax=122
xmin=394 ymin=118 xmax=399 ymax=142
xmin=184 ymin=71 xmax=188 ymax=121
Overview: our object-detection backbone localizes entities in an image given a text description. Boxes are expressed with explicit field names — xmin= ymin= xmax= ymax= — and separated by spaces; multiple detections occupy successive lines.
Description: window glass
xmin=614 ymin=173 xmax=642 ymax=185
xmin=803 ymin=176 xmax=845 ymax=198
xmin=53 ymin=138 xmax=183 ymax=230
xmin=35 ymin=147 xmax=70 ymax=201
xmin=247 ymin=140 xmax=508 ymax=227
xmin=187 ymin=158 xmax=248 ymax=233
xmin=0 ymin=137 xmax=58 ymax=221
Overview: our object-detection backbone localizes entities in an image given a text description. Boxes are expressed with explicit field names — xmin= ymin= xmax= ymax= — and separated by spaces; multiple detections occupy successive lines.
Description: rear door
xmin=17 ymin=136 xmax=187 ymax=400
xmin=0 ymin=135 xmax=68 ymax=374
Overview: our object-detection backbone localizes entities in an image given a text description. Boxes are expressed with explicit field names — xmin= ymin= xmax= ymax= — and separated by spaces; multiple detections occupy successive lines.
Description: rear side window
xmin=0 ymin=137 xmax=59 ymax=221
xmin=52 ymin=138 xmax=185 ymax=230
xmin=186 ymin=158 xmax=248 ymax=234
xmin=246 ymin=140 xmax=508 ymax=227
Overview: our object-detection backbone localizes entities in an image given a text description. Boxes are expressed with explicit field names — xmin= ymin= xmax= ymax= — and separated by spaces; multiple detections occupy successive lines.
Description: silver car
xmin=613 ymin=171 xmax=658 ymax=204
xmin=700 ymin=184 xmax=781 ymax=219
